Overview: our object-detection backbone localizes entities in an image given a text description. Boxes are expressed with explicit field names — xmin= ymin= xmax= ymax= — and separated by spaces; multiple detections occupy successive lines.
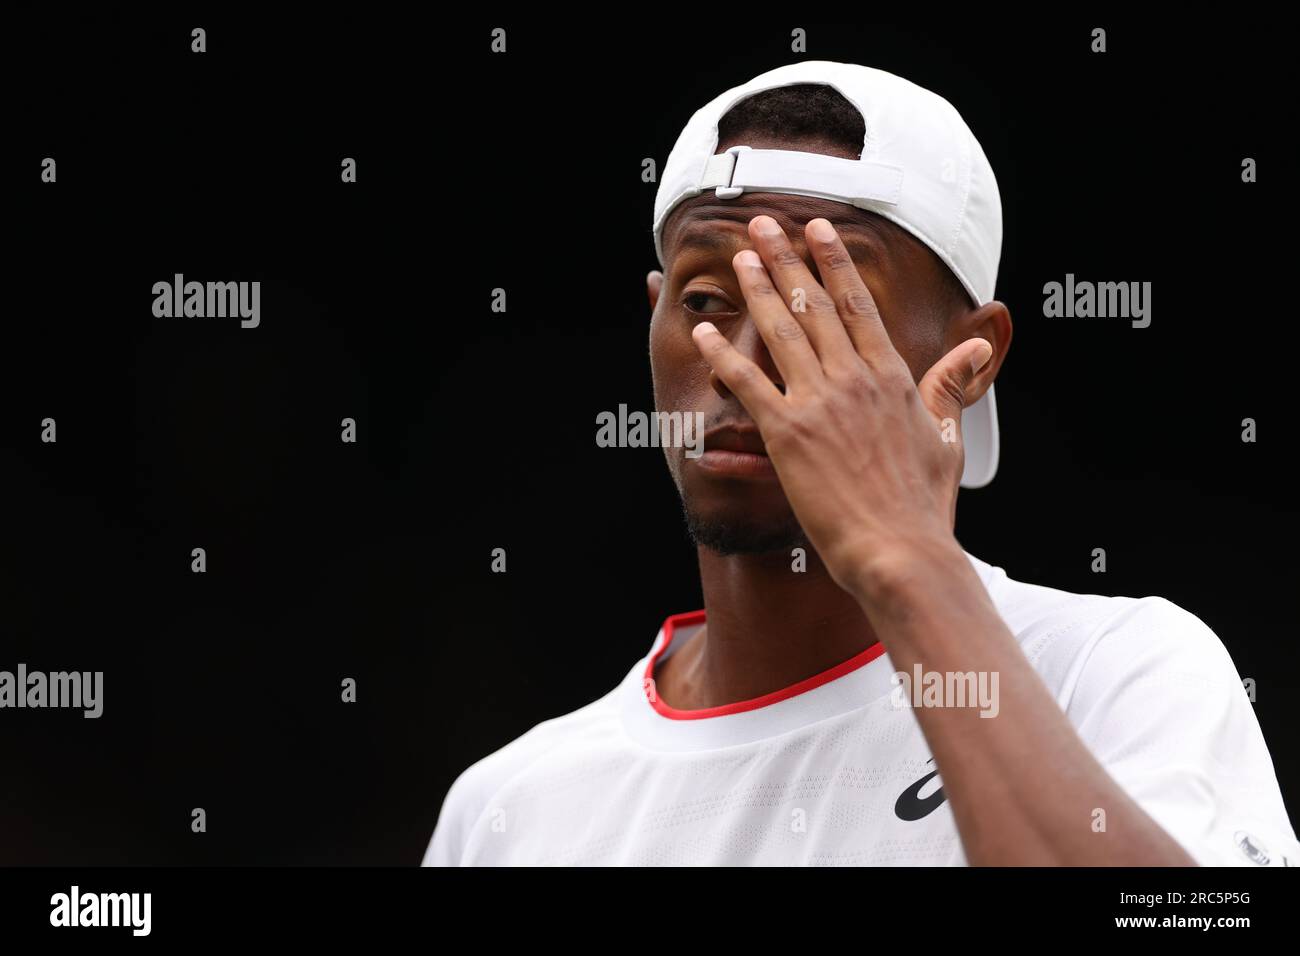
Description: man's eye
xmin=682 ymin=292 xmax=734 ymax=315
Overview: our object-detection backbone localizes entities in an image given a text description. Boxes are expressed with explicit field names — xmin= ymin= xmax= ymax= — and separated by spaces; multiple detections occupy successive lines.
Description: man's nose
xmin=708 ymin=315 xmax=787 ymax=399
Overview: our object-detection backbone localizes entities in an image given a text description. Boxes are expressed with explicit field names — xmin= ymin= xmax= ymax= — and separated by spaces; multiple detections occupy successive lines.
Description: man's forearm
xmin=851 ymin=537 xmax=1197 ymax=866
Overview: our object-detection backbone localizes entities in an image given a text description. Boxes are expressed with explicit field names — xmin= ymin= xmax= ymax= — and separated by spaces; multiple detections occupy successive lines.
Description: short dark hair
xmin=715 ymin=84 xmax=973 ymax=318
xmin=718 ymin=83 xmax=866 ymax=155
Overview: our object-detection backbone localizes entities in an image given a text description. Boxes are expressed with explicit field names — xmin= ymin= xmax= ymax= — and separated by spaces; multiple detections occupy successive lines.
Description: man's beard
xmin=681 ymin=500 xmax=810 ymax=556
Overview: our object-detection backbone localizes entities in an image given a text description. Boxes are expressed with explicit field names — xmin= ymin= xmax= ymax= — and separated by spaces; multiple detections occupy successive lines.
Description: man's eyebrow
xmin=674 ymin=227 xmax=740 ymax=254
xmin=670 ymin=217 xmax=883 ymax=262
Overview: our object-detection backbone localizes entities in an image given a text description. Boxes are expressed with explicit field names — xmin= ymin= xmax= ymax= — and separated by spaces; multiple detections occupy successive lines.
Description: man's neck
xmin=655 ymin=546 xmax=880 ymax=711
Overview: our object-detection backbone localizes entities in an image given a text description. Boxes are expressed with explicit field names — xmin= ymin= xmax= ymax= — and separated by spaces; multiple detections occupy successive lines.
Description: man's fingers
xmin=732 ymin=249 xmax=823 ymax=389
xmin=690 ymin=320 xmax=784 ymax=422
xmin=747 ymin=216 xmax=856 ymax=367
xmin=918 ymin=337 xmax=994 ymax=432
xmin=804 ymin=218 xmax=906 ymax=372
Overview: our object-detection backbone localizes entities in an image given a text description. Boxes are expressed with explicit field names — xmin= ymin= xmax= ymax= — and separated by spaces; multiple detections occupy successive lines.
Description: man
xmin=425 ymin=61 xmax=1299 ymax=865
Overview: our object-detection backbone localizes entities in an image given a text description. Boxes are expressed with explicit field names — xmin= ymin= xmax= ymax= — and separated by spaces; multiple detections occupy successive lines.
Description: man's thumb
xmin=919 ymin=338 xmax=994 ymax=427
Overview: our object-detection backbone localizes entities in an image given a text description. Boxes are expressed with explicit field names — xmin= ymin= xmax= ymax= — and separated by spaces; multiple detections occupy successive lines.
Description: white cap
xmin=652 ymin=61 xmax=1003 ymax=488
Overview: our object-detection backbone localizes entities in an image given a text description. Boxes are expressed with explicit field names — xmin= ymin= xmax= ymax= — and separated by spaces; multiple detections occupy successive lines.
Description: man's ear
xmin=948 ymin=300 xmax=1012 ymax=405
xmin=647 ymin=270 xmax=664 ymax=313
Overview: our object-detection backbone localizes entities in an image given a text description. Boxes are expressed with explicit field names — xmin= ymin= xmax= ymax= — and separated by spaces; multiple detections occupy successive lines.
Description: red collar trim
xmin=644 ymin=609 xmax=887 ymax=721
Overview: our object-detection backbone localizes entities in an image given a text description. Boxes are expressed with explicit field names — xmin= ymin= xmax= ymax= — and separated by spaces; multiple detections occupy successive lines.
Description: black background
xmin=4 ymin=14 xmax=1295 ymax=865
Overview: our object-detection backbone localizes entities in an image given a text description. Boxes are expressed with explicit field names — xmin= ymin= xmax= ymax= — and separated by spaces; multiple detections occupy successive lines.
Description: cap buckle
xmin=714 ymin=145 xmax=751 ymax=199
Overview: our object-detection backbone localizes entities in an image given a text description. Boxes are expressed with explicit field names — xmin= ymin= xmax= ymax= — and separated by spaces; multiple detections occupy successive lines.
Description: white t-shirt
xmin=424 ymin=552 xmax=1300 ymax=866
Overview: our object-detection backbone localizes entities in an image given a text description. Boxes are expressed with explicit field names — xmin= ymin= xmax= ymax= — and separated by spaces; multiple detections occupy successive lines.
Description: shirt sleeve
xmin=1064 ymin=596 xmax=1300 ymax=866
xmin=421 ymin=768 xmax=481 ymax=866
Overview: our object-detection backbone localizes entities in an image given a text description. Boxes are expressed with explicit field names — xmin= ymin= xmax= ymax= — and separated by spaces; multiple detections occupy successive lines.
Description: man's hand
xmin=690 ymin=215 xmax=991 ymax=596
xmin=693 ymin=215 xmax=1197 ymax=865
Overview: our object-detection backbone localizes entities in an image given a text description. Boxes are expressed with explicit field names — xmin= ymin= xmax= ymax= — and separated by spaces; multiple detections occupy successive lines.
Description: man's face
xmin=649 ymin=190 xmax=958 ymax=556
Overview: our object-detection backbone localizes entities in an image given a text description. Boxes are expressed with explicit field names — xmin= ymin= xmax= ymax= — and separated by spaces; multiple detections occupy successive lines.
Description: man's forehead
xmin=663 ymin=192 xmax=894 ymax=262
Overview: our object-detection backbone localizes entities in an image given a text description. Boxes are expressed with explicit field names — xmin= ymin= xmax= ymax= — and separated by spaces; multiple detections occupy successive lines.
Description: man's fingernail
xmin=970 ymin=341 xmax=993 ymax=374
xmin=735 ymin=250 xmax=762 ymax=268
xmin=752 ymin=216 xmax=781 ymax=237
xmin=695 ymin=321 xmax=718 ymax=336
xmin=808 ymin=219 xmax=836 ymax=241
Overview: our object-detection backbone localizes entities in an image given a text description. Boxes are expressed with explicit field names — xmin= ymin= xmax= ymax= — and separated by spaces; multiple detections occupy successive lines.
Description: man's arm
xmin=690 ymin=213 xmax=1195 ymax=865
xmin=854 ymin=538 xmax=1195 ymax=865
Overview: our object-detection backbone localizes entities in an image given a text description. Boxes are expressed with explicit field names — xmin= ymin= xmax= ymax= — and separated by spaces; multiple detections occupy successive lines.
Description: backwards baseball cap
xmin=652 ymin=60 xmax=1003 ymax=488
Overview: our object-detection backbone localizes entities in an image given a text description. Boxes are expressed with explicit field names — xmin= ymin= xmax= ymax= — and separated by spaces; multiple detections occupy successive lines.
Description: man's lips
xmin=695 ymin=426 xmax=778 ymax=479
xmin=703 ymin=426 xmax=767 ymax=456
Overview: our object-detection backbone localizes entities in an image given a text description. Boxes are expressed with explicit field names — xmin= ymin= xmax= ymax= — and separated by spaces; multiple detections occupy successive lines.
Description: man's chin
xmin=682 ymin=506 xmax=809 ymax=557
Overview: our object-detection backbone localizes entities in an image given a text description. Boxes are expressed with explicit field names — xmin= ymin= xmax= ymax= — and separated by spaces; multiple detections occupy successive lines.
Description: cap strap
xmin=700 ymin=147 xmax=904 ymax=208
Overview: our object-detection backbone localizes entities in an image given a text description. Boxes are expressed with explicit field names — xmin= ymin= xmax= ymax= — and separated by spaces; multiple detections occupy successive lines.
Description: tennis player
xmin=425 ymin=61 xmax=1299 ymax=866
